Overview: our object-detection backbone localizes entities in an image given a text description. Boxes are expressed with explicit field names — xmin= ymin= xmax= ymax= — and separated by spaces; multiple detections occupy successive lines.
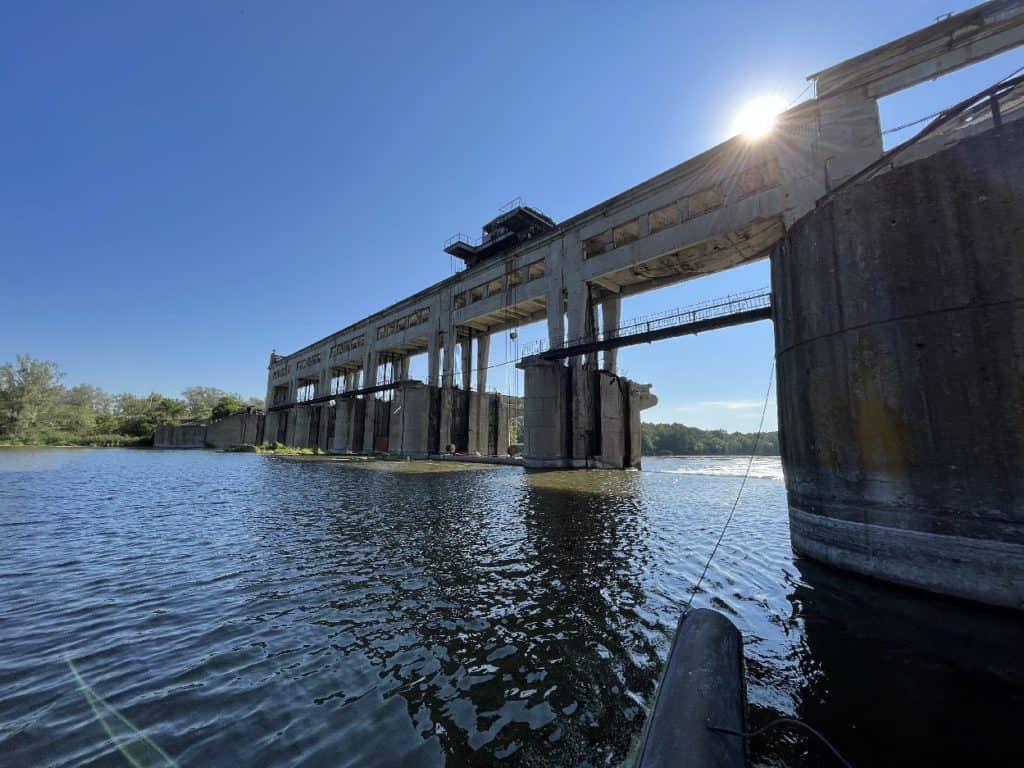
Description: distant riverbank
xmin=641 ymin=422 xmax=779 ymax=456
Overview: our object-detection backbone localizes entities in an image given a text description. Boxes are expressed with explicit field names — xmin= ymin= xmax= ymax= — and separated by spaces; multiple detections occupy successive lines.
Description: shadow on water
xmin=761 ymin=557 xmax=1024 ymax=767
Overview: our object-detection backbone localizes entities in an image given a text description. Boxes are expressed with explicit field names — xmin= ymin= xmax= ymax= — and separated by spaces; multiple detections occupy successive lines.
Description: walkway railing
xmin=521 ymin=288 xmax=772 ymax=361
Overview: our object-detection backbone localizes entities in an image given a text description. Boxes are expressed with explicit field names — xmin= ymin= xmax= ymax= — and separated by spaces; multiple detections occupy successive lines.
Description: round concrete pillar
xmin=772 ymin=123 xmax=1024 ymax=610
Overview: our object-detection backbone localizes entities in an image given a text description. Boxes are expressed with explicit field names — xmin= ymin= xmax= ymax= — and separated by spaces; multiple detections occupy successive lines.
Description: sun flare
xmin=732 ymin=96 xmax=787 ymax=140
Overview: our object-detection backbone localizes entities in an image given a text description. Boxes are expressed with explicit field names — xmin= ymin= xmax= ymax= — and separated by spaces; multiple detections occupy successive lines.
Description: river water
xmin=1 ymin=449 xmax=1021 ymax=767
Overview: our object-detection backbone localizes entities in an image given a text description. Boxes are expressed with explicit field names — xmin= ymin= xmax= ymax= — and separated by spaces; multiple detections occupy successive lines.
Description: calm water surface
xmin=1 ymin=449 xmax=1022 ymax=766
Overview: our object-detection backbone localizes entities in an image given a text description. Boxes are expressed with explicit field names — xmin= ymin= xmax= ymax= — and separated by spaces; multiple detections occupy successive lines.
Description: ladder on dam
xmin=522 ymin=288 xmax=772 ymax=362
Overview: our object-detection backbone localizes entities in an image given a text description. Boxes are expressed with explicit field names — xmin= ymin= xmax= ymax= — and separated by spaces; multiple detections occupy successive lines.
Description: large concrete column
xmin=773 ymin=122 xmax=1024 ymax=610
xmin=362 ymin=349 xmax=378 ymax=452
xmin=476 ymin=334 xmax=490 ymax=394
xmin=332 ymin=399 xmax=352 ymax=452
xmin=283 ymin=388 xmax=298 ymax=445
xmin=427 ymin=330 xmax=441 ymax=388
xmin=459 ymin=338 xmax=472 ymax=391
xmin=293 ymin=406 xmax=311 ymax=449
xmin=566 ymin=283 xmax=598 ymax=460
xmin=546 ymin=286 xmax=565 ymax=351
xmin=398 ymin=356 xmax=410 ymax=381
xmin=518 ymin=357 xmax=571 ymax=468
xmin=263 ymin=411 xmax=279 ymax=445
xmin=816 ymin=91 xmax=883 ymax=189
xmin=601 ymin=295 xmax=621 ymax=373
xmin=439 ymin=328 xmax=456 ymax=450
xmin=389 ymin=381 xmax=430 ymax=458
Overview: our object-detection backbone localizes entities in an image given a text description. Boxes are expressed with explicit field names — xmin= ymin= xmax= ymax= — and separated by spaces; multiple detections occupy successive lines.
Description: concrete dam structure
xmin=264 ymin=1 xmax=1024 ymax=607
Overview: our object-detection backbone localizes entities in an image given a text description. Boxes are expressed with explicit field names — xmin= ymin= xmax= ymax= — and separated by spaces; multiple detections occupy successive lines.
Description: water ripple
xmin=1 ymin=449 xmax=1022 ymax=766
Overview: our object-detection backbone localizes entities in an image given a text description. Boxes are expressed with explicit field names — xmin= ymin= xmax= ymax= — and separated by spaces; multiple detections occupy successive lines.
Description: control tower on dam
xmin=265 ymin=1 xmax=1024 ymax=608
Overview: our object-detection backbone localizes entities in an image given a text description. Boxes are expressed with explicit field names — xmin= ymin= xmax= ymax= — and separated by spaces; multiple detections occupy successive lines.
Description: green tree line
xmin=641 ymin=421 xmax=779 ymax=456
xmin=0 ymin=355 xmax=262 ymax=447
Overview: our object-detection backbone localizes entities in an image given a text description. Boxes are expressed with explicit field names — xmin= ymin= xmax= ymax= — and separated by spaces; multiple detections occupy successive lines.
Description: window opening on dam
xmin=877 ymin=46 xmax=1024 ymax=148
xmin=296 ymin=379 xmax=316 ymax=403
xmin=371 ymin=353 xmax=399 ymax=452
xmin=271 ymin=384 xmax=289 ymax=406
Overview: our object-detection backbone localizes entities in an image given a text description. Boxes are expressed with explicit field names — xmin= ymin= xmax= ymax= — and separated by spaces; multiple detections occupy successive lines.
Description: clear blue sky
xmin=3 ymin=1 xmax=1021 ymax=430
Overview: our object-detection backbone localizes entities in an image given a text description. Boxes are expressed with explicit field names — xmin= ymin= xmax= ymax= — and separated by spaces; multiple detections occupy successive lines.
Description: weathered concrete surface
xmin=154 ymin=410 xmax=264 ymax=450
xmin=635 ymin=608 xmax=746 ymax=768
xmin=519 ymin=358 xmax=657 ymax=468
xmin=204 ymin=410 xmax=264 ymax=449
xmin=772 ymin=120 xmax=1024 ymax=609
xmin=389 ymin=382 xmax=432 ymax=458
xmin=154 ymin=423 xmax=205 ymax=449
xmin=596 ymin=373 xmax=658 ymax=469
xmin=519 ymin=359 xmax=572 ymax=467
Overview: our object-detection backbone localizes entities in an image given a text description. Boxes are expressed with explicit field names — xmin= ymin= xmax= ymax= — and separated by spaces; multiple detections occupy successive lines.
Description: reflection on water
xmin=649 ymin=455 xmax=785 ymax=481
xmin=0 ymin=449 xmax=1021 ymax=766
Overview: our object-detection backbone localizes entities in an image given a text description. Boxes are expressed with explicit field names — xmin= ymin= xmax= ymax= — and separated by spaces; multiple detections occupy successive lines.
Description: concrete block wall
xmin=154 ymin=424 xmax=205 ymax=449
xmin=204 ymin=411 xmax=263 ymax=449
xmin=388 ymin=382 xmax=432 ymax=457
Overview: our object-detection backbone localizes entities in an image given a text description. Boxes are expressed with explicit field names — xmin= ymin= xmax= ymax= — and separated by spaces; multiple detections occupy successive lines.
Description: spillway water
xmin=2 ymin=449 xmax=1021 ymax=766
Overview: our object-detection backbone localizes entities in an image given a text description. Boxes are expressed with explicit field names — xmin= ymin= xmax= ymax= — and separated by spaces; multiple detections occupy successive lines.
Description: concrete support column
xmin=294 ymin=406 xmax=311 ymax=449
xmin=427 ymin=330 xmax=441 ymax=388
xmin=362 ymin=349 xmax=378 ymax=452
xmin=263 ymin=411 xmax=279 ymax=445
xmin=601 ymin=295 xmax=622 ymax=373
xmin=459 ymin=338 xmax=472 ymax=391
xmin=398 ymin=356 xmax=410 ymax=381
xmin=816 ymin=92 xmax=883 ymax=189
xmin=333 ymin=400 xmax=351 ymax=452
xmin=518 ymin=357 xmax=571 ymax=468
xmin=546 ymin=286 xmax=565 ymax=350
xmin=566 ymin=283 xmax=597 ymax=460
xmin=442 ymin=330 xmax=455 ymax=388
xmin=476 ymin=334 xmax=490 ymax=394
xmin=440 ymin=329 xmax=456 ymax=450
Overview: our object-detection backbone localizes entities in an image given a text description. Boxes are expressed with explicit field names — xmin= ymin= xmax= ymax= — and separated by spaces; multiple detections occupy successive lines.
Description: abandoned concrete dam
xmin=263 ymin=2 xmax=1024 ymax=610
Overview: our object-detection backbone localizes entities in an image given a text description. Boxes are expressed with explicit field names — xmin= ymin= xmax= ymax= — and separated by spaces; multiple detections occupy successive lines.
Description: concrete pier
xmin=773 ymin=120 xmax=1024 ymax=610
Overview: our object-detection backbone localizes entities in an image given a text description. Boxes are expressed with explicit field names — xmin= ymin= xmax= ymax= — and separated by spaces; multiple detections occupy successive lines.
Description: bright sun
xmin=732 ymin=96 xmax=787 ymax=140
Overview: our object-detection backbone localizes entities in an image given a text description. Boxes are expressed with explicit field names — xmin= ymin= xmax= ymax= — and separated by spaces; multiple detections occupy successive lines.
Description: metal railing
xmin=497 ymin=196 xmax=524 ymax=214
xmin=444 ymin=232 xmax=481 ymax=249
xmin=823 ymin=72 xmax=1024 ymax=204
xmin=520 ymin=288 xmax=772 ymax=358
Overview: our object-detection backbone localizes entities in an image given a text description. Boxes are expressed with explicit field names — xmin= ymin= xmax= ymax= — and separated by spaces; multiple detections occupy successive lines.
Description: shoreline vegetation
xmin=0 ymin=354 xmax=261 ymax=448
xmin=1 ymin=355 xmax=780 ymax=456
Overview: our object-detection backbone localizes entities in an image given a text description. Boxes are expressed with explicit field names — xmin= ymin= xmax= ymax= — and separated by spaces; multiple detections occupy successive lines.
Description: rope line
xmin=684 ymin=359 xmax=775 ymax=610
xmin=882 ymin=60 xmax=1024 ymax=135
xmin=707 ymin=717 xmax=854 ymax=768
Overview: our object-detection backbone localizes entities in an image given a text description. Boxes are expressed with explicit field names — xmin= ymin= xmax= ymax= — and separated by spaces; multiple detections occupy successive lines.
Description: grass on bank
xmin=226 ymin=442 xmax=321 ymax=455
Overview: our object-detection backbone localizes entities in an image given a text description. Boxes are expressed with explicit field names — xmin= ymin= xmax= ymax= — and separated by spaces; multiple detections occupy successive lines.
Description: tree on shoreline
xmin=641 ymin=421 xmax=779 ymax=456
xmin=0 ymin=355 xmax=261 ymax=446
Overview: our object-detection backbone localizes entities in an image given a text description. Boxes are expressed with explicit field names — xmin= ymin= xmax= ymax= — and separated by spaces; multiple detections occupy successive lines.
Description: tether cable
xmin=685 ymin=359 xmax=774 ymax=610
xmin=707 ymin=717 xmax=854 ymax=768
